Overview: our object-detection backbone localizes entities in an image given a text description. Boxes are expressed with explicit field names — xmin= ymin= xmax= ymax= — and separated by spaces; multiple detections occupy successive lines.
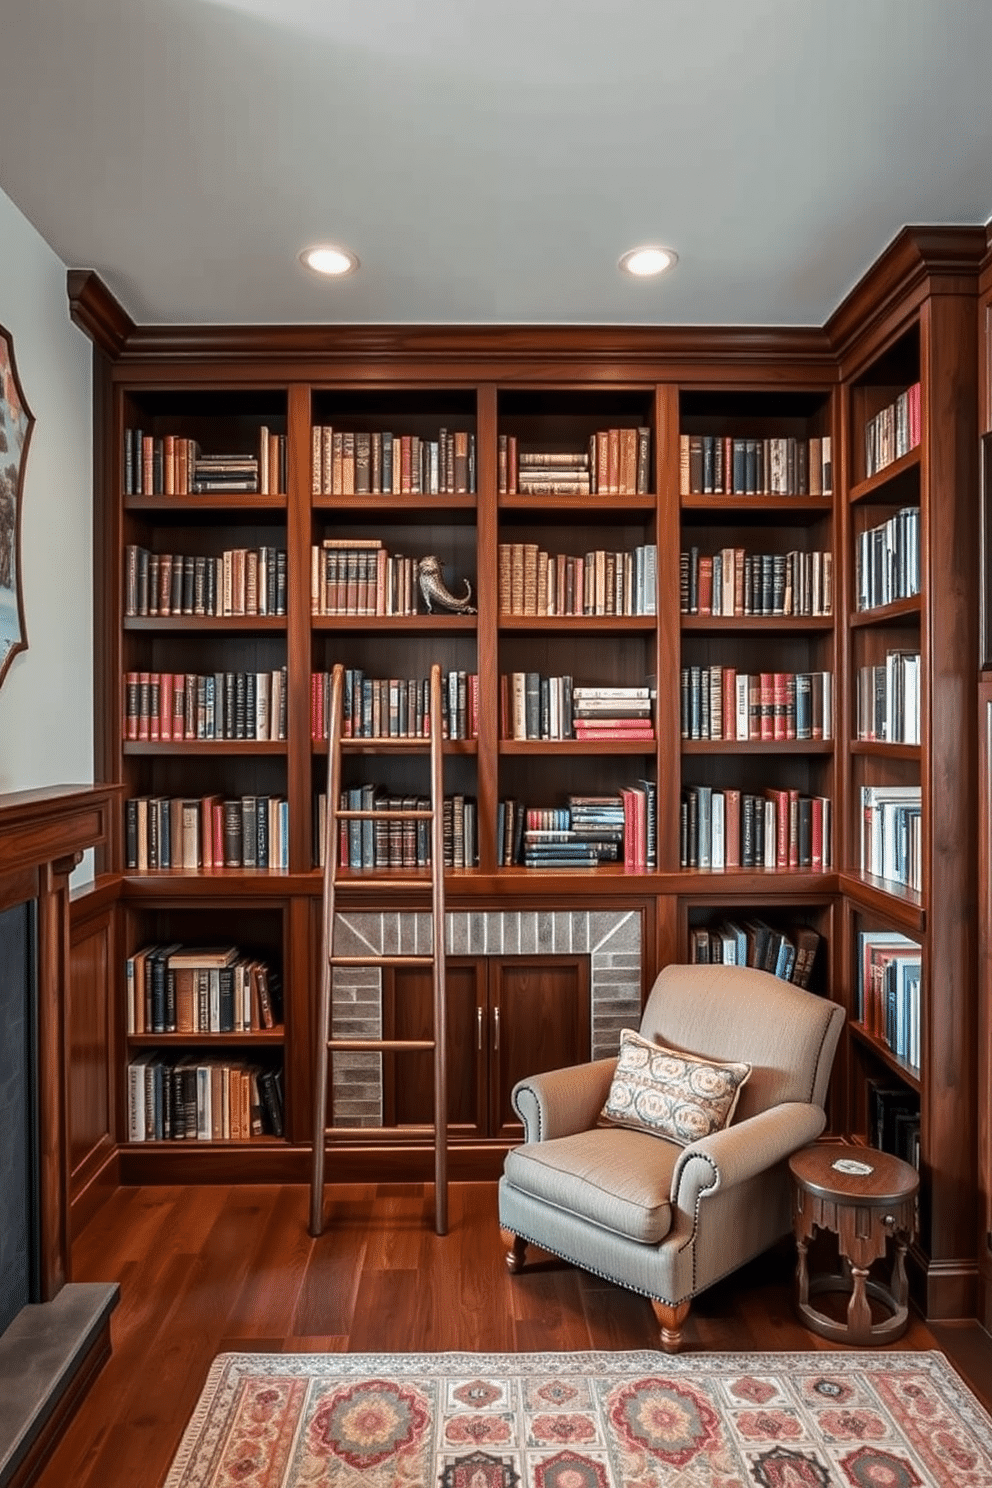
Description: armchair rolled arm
xmin=511 ymin=1058 xmax=618 ymax=1142
xmin=671 ymin=1101 xmax=827 ymax=1213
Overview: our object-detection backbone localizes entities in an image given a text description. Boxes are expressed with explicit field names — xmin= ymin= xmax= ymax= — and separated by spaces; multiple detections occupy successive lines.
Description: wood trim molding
xmin=66 ymin=272 xmax=135 ymax=361
xmin=827 ymin=225 xmax=988 ymax=369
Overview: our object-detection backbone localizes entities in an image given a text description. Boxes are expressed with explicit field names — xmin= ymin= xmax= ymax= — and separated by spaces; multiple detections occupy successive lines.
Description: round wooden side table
xmin=788 ymin=1143 xmax=919 ymax=1346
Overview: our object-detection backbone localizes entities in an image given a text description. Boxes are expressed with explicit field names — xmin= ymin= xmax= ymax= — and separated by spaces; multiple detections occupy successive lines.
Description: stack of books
xmin=572 ymin=686 xmax=655 ymax=742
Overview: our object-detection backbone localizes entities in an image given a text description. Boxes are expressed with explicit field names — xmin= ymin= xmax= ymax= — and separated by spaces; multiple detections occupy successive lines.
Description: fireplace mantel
xmin=0 ymin=784 xmax=120 ymax=1488
xmin=0 ymin=784 xmax=119 ymax=1298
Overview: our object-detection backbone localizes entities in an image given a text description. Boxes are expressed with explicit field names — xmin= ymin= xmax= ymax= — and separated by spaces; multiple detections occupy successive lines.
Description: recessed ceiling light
xmin=618 ymin=246 xmax=678 ymax=278
xmin=301 ymin=244 xmax=360 ymax=277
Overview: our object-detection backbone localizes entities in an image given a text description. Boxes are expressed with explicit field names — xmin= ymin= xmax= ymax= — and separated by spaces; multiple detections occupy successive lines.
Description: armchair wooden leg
xmin=651 ymin=1299 xmax=691 ymax=1353
xmin=500 ymin=1229 xmax=528 ymax=1273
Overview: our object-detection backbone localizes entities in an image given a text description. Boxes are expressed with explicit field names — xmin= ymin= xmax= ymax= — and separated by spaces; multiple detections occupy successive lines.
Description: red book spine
xmin=212 ymin=804 xmax=224 ymax=868
xmin=811 ymin=796 xmax=823 ymax=870
xmin=697 ymin=556 xmax=713 ymax=615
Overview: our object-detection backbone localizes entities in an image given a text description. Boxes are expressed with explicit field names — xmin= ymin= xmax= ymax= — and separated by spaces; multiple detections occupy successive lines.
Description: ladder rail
xmin=309 ymin=661 xmax=449 ymax=1238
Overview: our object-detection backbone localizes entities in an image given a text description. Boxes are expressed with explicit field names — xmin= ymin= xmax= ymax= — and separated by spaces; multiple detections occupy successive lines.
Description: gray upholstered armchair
xmin=498 ymin=962 xmax=845 ymax=1352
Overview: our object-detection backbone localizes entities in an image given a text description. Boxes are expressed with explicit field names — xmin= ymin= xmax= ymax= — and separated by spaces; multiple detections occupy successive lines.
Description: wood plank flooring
xmin=32 ymin=1181 xmax=992 ymax=1488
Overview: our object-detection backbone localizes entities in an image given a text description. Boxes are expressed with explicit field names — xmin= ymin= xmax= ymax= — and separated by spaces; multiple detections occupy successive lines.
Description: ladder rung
xmin=330 ymin=953 xmax=435 ymax=967
xmin=336 ymin=808 xmax=434 ymax=820
xmin=327 ymin=1038 xmax=435 ymax=1052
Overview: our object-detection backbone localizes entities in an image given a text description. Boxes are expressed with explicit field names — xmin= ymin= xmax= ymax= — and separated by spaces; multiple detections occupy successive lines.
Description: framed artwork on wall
xmin=0 ymin=324 xmax=33 ymax=688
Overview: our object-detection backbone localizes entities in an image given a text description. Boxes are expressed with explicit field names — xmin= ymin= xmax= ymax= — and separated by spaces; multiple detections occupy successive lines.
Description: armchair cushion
xmin=599 ymin=1028 xmax=751 ymax=1145
xmin=503 ymin=1126 xmax=680 ymax=1244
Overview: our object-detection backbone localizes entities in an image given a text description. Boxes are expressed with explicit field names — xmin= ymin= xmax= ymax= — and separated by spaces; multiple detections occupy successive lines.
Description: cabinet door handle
xmin=493 ymin=1004 xmax=500 ymax=1051
xmin=477 ymin=1005 xmax=484 ymax=1051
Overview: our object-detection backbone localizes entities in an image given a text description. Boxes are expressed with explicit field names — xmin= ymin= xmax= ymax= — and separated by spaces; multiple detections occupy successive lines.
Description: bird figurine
xmin=417 ymin=555 xmax=476 ymax=613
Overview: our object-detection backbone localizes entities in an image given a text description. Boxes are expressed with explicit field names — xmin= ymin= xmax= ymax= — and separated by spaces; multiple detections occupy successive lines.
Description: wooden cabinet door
xmin=488 ymin=956 xmax=591 ymax=1141
xmin=382 ymin=957 xmax=487 ymax=1138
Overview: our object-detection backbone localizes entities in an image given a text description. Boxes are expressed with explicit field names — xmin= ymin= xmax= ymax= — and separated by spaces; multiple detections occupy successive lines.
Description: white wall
xmin=0 ymin=186 xmax=93 ymax=797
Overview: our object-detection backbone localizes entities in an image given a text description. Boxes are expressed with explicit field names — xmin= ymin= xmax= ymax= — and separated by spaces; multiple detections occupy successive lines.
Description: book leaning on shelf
xmin=860 ymin=786 xmax=922 ymax=891
xmin=127 ymin=1055 xmax=284 ymax=1142
xmin=125 ymin=943 xmax=282 ymax=1035
xmin=124 ymin=545 xmax=287 ymax=617
xmin=497 ymin=542 xmax=657 ymax=617
xmin=855 ymin=507 xmax=920 ymax=610
xmin=498 ymin=427 xmax=651 ymax=496
xmin=856 ymin=652 xmax=921 ymax=744
xmin=125 ymin=795 xmax=289 ymax=870
xmin=312 ymin=668 xmax=478 ymax=741
xmin=497 ymin=787 xmax=657 ymax=870
xmin=681 ymin=668 xmax=833 ymax=743
xmin=123 ymin=426 xmax=286 ymax=496
xmin=311 ymin=426 xmax=475 ymax=496
xmin=857 ymin=929 xmax=921 ymax=1070
xmin=500 ymin=678 xmax=655 ymax=742
xmin=123 ymin=668 xmax=287 ymax=742
xmin=680 ymin=547 xmax=832 ymax=617
xmin=681 ymin=786 xmax=832 ymax=872
xmin=313 ymin=790 xmax=477 ymax=871
xmin=689 ymin=918 xmax=822 ymax=990
xmin=679 ymin=433 xmax=832 ymax=497
xmin=863 ymin=383 xmax=921 ymax=479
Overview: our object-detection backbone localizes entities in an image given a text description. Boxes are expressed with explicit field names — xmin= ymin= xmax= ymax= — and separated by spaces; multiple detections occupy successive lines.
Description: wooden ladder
xmin=309 ymin=661 xmax=449 ymax=1237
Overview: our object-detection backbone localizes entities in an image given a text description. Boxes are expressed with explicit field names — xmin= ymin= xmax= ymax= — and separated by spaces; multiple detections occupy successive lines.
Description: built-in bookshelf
xmin=67 ymin=227 xmax=985 ymax=1320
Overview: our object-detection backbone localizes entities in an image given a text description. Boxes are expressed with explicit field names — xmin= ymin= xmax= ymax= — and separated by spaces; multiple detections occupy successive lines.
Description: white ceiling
xmin=1 ymin=0 xmax=990 ymax=328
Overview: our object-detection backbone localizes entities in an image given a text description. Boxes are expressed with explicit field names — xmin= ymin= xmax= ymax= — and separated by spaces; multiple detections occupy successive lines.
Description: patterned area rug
xmin=163 ymin=1349 xmax=992 ymax=1487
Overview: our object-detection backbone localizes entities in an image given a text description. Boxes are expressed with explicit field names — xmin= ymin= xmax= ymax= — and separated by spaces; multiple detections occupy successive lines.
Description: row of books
xmin=679 ymin=434 xmax=833 ymax=497
xmin=861 ymin=785 xmax=922 ymax=891
xmin=497 ymin=542 xmax=658 ymax=618
xmin=309 ymin=539 xmax=449 ymax=617
xmin=680 ymin=787 xmax=832 ymax=871
xmin=310 ymin=426 xmax=476 ymax=496
xmin=857 ymin=930 xmax=921 ymax=1071
xmin=314 ymin=790 xmax=478 ymax=871
xmin=863 ymin=382 xmax=921 ymax=480
xmin=681 ymin=547 xmax=833 ymax=618
xmin=681 ymin=668 xmax=834 ymax=743
xmin=855 ymin=506 xmax=920 ymax=611
xmin=125 ymin=943 xmax=282 ymax=1035
xmin=123 ymin=428 xmax=286 ymax=496
xmin=123 ymin=668 xmax=288 ymax=742
xmin=688 ymin=918 xmax=821 ymax=989
xmin=311 ymin=669 xmax=479 ymax=742
xmin=125 ymin=794 xmax=289 ymax=871
xmin=124 ymin=545 xmax=287 ymax=618
xmin=866 ymin=1078 xmax=920 ymax=1168
xmin=501 ymin=679 xmax=655 ymax=742
xmin=855 ymin=653 xmax=921 ymax=745
xmin=498 ymin=429 xmax=651 ymax=496
xmin=127 ymin=1055 xmax=284 ymax=1142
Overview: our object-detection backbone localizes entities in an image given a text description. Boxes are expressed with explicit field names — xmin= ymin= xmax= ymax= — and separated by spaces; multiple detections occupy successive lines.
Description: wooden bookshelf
xmin=65 ymin=226 xmax=987 ymax=1322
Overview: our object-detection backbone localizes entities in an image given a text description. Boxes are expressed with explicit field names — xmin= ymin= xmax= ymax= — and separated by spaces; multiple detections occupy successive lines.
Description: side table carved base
xmin=789 ymin=1144 xmax=919 ymax=1347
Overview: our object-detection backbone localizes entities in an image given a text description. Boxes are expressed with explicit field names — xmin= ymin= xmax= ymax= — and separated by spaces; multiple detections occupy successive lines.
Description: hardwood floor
xmin=34 ymin=1181 xmax=992 ymax=1488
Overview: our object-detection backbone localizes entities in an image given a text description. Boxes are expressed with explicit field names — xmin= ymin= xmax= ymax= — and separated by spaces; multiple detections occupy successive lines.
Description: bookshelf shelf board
xmin=124 ymin=615 xmax=287 ymax=633
xmin=848 ymin=596 xmax=922 ymax=629
xmin=312 ymin=614 xmax=477 ymax=634
xmin=124 ymin=492 xmax=288 ymax=514
xmin=326 ymin=737 xmax=477 ymax=756
xmin=127 ymin=1030 xmax=285 ymax=1047
xmin=681 ymin=615 xmax=834 ymax=634
xmin=498 ymin=615 xmax=656 ymax=633
xmin=123 ymin=869 xmax=295 ymax=897
xmin=849 ymin=740 xmax=921 ymax=760
xmin=681 ymin=494 xmax=834 ymax=519
xmin=124 ymin=740 xmax=287 ymax=756
xmin=499 ymin=493 xmax=656 ymax=518
xmin=676 ymin=868 xmax=836 ymax=891
xmin=122 ymin=1136 xmax=287 ymax=1150
xmin=681 ymin=739 xmax=833 ymax=755
xmin=849 ymin=1021 xmax=922 ymax=1091
xmin=848 ymin=446 xmax=921 ymax=505
xmin=838 ymin=870 xmax=926 ymax=931
xmin=500 ymin=738 xmax=656 ymax=755
xmin=314 ymin=494 xmax=477 ymax=518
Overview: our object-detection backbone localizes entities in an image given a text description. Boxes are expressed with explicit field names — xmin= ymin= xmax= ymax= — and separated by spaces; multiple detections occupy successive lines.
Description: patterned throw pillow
xmin=600 ymin=1028 xmax=751 ymax=1145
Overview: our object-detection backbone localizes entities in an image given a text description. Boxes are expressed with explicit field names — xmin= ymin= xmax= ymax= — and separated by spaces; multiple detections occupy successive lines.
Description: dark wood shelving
xmin=681 ymin=739 xmax=833 ymax=755
xmin=848 ymin=445 xmax=921 ymax=505
xmin=123 ymin=740 xmax=287 ymax=755
xmin=312 ymin=614 xmax=477 ymax=633
xmin=681 ymin=494 xmax=833 ymax=518
xmin=681 ymin=614 xmax=834 ymax=634
xmin=849 ymin=740 xmax=920 ymax=760
xmin=498 ymin=615 xmax=656 ymax=633
xmin=124 ymin=615 xmax=287 ymax=632
xmin=848 ymin=595 xmax=921 ymax=629
xmin=849 ymin=1021 xmax=922 ymax=1091
xmin=124 ymin=492 xmax=288 ymax=513
xmin=500 ymin=739 xmax=655 ymax=755
xmin=127 ymin=1030 xmax=285 ymax=1047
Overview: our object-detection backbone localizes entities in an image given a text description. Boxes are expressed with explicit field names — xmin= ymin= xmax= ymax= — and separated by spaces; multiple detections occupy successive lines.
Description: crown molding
xmin=826 ymin=225 xmax=988 ymax=369
xmin=66 ymin=271 xmax=136 ymax=360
